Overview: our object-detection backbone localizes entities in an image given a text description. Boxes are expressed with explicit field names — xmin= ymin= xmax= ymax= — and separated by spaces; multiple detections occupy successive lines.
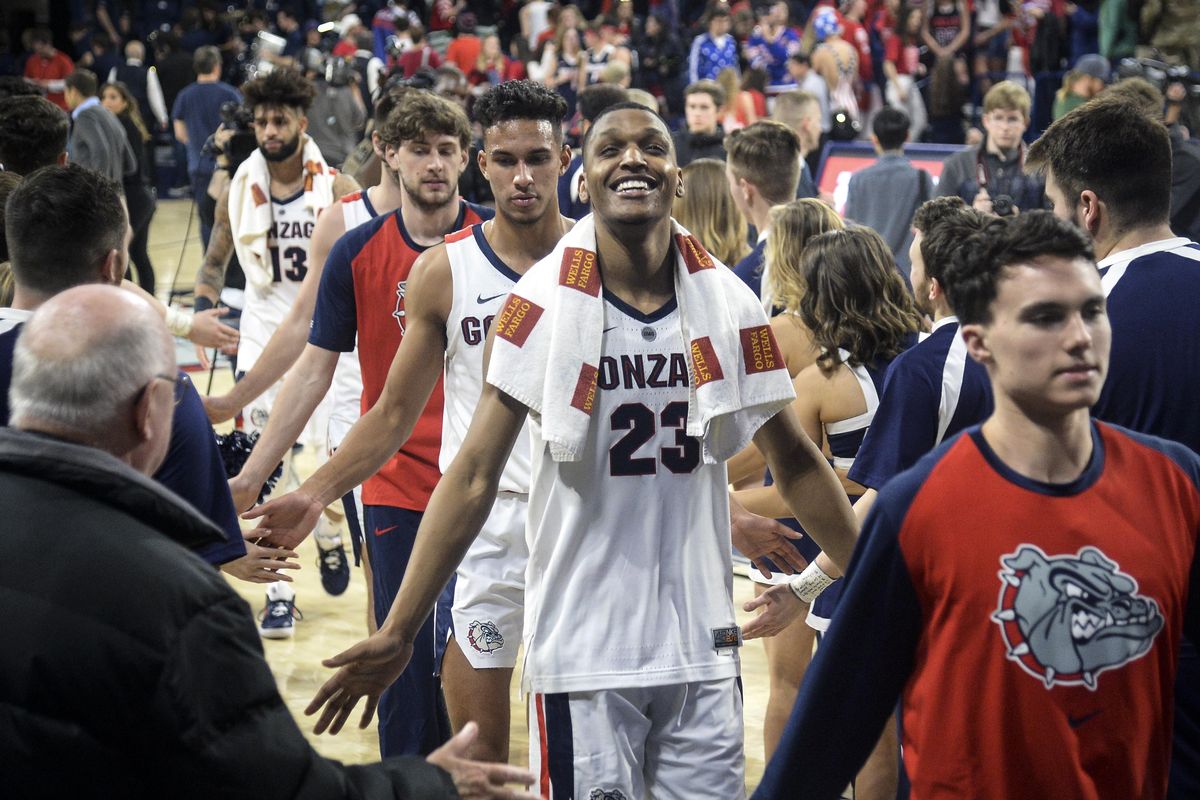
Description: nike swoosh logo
xmin=477 ymin=292 xmax=507 ymax=304
xmin=373 ymin=525 xmax=399 ymax=537
xmin=602 ymin=326 xmax=617 ymax=334
xmin=1068 ymin=710 xmax=1101 ymax=729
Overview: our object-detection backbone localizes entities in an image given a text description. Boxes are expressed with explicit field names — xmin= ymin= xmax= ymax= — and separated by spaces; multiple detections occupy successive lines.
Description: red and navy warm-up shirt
xmin=309 ymin=200 xmax=491 ymax=511
xmin=755 ymin=421 xmax=1200 ymax=800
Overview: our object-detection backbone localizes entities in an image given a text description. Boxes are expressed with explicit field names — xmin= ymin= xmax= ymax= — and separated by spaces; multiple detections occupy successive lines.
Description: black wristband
xmin=194 ymin=295 xmax=215 ymax=312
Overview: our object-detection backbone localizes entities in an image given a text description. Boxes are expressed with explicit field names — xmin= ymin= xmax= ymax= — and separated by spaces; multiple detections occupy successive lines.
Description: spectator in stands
xmin=445 ymin=12 xmax=482 ymax=74
xmin=77 ymin=32 xmax=121 ymax=90
xmin=689 ymin=5 xmax=739 ymax=84
xmin=171 ymin=45 xmax=241 ymax=250
xmin=64 ymin=69 xmax=136 ymax=188
xmin=633 ymin=10 xmax=686 ymax=115
xmin=101 ymin=81 xmax=159 ymax=294
xmin=395 ymin=24 xmax=444 ymax=78
xmin=675 ymin=157 xmax=750 ymax=267
xmin=811 ymin=8 xmax=862 ymax=129
xmin=934 ymin=81 xmax=1042 ymax=215
xmin=304 ymin=60 xmax=367 ymax=170
xmin=1052 ymin=52 xmax=1109 ymax=120
xmin=771 ymin=89 xmax=823 ymax=198
xmin=727 ymin=120 xmax=806 ymax=308
xmin=674 ymin=79 xmax=728 ymax=166
xmin=745 ymin=1 xmax=803 ymax=89
xmin=23 ymin=29 xmax=74 ymax=111
xmin=972 ymin=0 xmax=1014 ymax=97
xmin=352 ymin=32 xmax=386 ymax=122
xmin=883 ymin=4 xmax=929 ymax=141
xmin=470 ymin=34 xmax=526 ymax=89
xmin=109 ymin=40 xmax=168 ymax=133
xmin=844 ymin=107 xmax=930 ymax=275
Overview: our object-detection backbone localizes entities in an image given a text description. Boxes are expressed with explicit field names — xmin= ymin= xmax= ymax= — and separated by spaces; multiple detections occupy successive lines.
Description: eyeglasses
xmin=152 ymin=371 xmax=188 ymax=406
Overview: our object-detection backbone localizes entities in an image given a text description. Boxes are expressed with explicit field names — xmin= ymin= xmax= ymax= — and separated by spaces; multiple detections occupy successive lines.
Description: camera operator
xmin=934 ymin=81 xmax=1044 ymax=216
xmin=304 ymin=54 xmax=367 ymax=169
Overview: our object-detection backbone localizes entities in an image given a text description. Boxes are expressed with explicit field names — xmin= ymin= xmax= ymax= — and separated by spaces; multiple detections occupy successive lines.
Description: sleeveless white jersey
xmin=521 ymin=295 xmax=738 ymax=694
xmin=327 ymin=191 xmax=374 ymax=448
xmin=442 ymin=224 xmax=532 ymax=493
xmin=238 ymin=190 xmax=312 ymax=371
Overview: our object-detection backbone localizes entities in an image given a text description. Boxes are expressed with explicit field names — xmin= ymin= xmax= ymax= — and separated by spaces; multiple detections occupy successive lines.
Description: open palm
xmin=305 ymin=633 xmax=414 ymax=735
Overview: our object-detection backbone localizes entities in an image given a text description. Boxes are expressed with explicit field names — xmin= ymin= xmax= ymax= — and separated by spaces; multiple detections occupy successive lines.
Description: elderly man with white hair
xmin=0 ymin=284 xmax=536 ymax=799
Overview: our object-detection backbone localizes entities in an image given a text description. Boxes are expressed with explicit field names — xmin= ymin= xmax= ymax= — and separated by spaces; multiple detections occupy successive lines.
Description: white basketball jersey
xmin=521 ymin=295 xmax=738 ymax=694
xmin=326 ymin=191 xmax=375 ymax=448
xmin=442 ymin=223 xmax=532 ymax=493
xmin=239 ymin=190 xmax=312 ymax=371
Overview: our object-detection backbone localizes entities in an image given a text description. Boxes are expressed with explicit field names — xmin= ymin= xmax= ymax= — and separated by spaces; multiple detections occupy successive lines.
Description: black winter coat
xmin=0 ymin=427 xmax=457 ymax=799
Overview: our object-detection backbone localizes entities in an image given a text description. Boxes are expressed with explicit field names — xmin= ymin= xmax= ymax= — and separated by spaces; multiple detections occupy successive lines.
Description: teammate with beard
xmin=245 ymin=80 xmax=572 ymax=763
xmin=232 ymin=90 xmax=492 ymax=757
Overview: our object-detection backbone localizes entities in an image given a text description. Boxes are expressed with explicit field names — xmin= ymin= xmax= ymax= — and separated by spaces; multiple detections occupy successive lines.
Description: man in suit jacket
xmin=63 ymin=68 xmax=135 ymax=187
xmin=844 ymin=107 xmax=930 ymax=277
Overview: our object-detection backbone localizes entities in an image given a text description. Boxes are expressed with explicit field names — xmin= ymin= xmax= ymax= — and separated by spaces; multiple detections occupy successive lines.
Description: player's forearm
xmin=771 ymin=447 xmax=858 ymax=572
xmin=238 ymin=348 xmax=336 ymax=484
xmin=303 ymin=402 xmax=420 ymax=508
xmin=733 ymin=485 xmax=790 ymax=519
xmin=378 ymin=461 xmax=502 ymax=642
xmin=223 ymin=316 xmax=309 ymax=409
xmin=195 ymin=228 xmax=234 ymax=302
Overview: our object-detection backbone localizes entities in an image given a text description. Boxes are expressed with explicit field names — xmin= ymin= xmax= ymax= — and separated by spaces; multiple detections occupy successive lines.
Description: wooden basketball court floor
xmin=148 ymin=197 xmax=788 ymax=792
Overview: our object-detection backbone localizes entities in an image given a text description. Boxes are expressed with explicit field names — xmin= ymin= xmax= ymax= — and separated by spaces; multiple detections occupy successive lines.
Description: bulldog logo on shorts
xmin=466 ymin=620 xmax=504 ymax=654
xmin=589 ymin=789 xmax=628 ymax=800
xmin=991 ymin=544 xmax=1164 ymax=690
xmin=249 ymin=407 xmax=269 ymax=431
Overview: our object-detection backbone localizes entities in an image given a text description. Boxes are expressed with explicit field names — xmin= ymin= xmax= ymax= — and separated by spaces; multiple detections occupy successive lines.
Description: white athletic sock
xmin=266 ymin=581 xmax=295 ymax=603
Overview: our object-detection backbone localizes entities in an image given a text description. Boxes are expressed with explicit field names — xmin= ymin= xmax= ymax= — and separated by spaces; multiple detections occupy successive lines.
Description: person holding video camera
xmin=304 ymin=53 xmax=367 ymax=170
xmin=933 ymin=81 xmax=1044 ymax=217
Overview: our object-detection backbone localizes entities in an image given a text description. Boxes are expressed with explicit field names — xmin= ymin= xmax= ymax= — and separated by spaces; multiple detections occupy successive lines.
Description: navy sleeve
xmin=153 ymin=375 xmax=246 ymax=566
xmin=753 ymin=493 xmax=923 ymax=799
xmin=308 ymin=233 xmax=360 ymax=353
xmin=0 ymin=327 xmax=18 ymax=425
xmin=848 ymin=353 xmax=940 ymax=489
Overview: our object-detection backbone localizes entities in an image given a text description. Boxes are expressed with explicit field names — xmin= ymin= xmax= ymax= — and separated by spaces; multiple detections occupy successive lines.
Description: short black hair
xmin=582 ymin=101 xmax=671 ymax=162
xmin=65 ymin=69 xmax=99 ymax=99
xmin=1026 ymin=96 xmax=1171 ymax=233
xmin=872 ymin=106 xmax=910 ymax=151
xmin=0 ymin=96 xmax=69 ymax=176
xmin=0 ymin=171 xmax=22 ymax=262
xmin=473 ymin=79 xmax=568 ymax=137
xmin=578 ymin=83 xmax=628 ymax=123
xmin=0 ymin=76 xmax=41 ymax=100
xmin=240 ymin=68 xmax=316 ymax=113
xmin=5 ymin=165 xmax=126 ymax=296
xmin=943 ymin=211 xmax=1095 ymax=325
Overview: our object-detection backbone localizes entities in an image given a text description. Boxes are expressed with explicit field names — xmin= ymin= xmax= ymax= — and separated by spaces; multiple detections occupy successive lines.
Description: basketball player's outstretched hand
xmin=730 ymin=496 xmax=808 ymax=578
xmin=741 ymin=583 xmax=804 ymax=640
xmin=188 ymin=307 xmax=239 ymax=350
xmin=427 ymin=722 xmax=539 ymax=800
xmin=306 ymin=632 xmax=413 ymax=735
xmin=242 ymin=489 xmax=324 ymax=550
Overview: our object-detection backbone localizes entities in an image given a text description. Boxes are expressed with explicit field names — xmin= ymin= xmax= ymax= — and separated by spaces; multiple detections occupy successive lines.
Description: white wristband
xmin=164 ymin=306 xmax=194 ymax=338
xmin=789 ymin=561 xmax=835 ymax=604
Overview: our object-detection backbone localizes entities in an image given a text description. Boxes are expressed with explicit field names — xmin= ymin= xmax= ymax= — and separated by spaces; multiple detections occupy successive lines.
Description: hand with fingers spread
xmin=305 ymin=630 xmax=413 ymax=736
xmin=730 ymin=494 xmax=807 ymax=578
xmin=219 ymin=534 xmax=301 ymax=584
xmin=426 ymin=722 xmax=540 ymax=800
xmin=741 ymin=582 xmax=805 ymax=640
xmin=242 ymin=488 xmax=325 ymax=550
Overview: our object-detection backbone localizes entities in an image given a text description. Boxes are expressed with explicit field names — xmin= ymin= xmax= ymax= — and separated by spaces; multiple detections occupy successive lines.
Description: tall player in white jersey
xmin=299 ymin=103 xmax=860 ymax=795
xmin=247 ymin=81 xmax=573 ymax=761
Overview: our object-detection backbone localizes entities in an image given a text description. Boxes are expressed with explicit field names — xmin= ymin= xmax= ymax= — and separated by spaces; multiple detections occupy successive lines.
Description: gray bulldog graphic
xmin=992 ymin=545 xmax=1163 ymax=689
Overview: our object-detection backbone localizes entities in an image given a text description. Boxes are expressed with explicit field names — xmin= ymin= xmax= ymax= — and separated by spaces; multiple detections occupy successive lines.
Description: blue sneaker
xmin=317 ymin=540 xmax=350 ymax=596
xmin=258 ymin=583 xmax=301 ymax=639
